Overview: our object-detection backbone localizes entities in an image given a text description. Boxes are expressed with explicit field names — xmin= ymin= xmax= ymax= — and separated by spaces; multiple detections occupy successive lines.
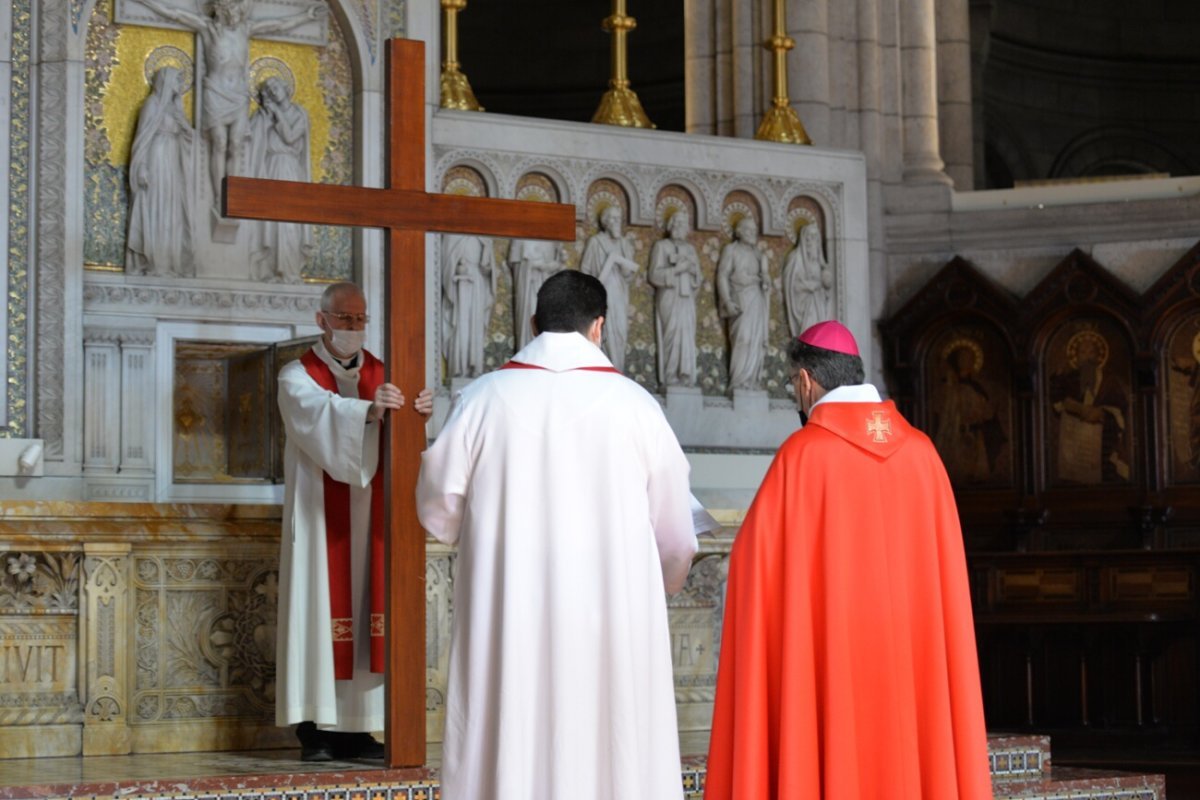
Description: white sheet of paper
xmin=690 ymin=492 xmax=722 ymax=535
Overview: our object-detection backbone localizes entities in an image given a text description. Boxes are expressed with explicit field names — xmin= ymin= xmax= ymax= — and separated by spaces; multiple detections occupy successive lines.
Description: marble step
xmin=991 ymin=767 xmax=1165 ymax=800
xmin=0 ymin=747 xmax=1166 ymax=800
xmin=988 ymin=732 xmax=1052 ymax=782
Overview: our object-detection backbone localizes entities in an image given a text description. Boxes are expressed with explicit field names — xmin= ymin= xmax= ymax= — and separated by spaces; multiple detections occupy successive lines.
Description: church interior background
xmin=1 ymin=0 xmax=1198 ymax=796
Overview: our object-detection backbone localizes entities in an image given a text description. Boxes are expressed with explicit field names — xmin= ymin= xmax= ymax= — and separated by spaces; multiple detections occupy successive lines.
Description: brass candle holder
xmin=755 ymin=0 xmax=811 ymax=144
xmin=591 ymin=0 xmax=654 ymax=128
xmin=440 ymin=0 xmax=483 ymax=111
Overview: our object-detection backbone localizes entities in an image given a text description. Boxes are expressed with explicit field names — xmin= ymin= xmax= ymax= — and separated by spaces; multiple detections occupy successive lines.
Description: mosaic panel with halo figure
xmin=1166 ymin=312 xmax=1200 ymax=485
xmin=924 ymin=323 xmax=1015 ymax=488
xmin=1042 ymin=317 xmax=1135 ymax=487
xmin=83 ymin=0 xmax=354 ymax=280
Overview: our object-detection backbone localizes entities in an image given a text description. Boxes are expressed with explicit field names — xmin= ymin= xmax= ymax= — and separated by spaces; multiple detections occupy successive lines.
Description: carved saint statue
xmin=136 ymin=0 xmax=326 ymax=210
xmin=580 ymin=206 xmax=639 ymax=372
xmin=717 ymin=217 xmax=771 ymax=391
xmin=648 ymin=210 xmax=702 ymax=387
xmin=126 ymin=66 xmax=195 ymax=277
xmin=782 ymin=223 xmax=833 ymax=338
xmin=508 ymin=239 xmax=565 ymax=350
xmin=441 ymin=234 xmax=497 ymax=379
xmin=248 ymin=76 xmax=312 ymax=282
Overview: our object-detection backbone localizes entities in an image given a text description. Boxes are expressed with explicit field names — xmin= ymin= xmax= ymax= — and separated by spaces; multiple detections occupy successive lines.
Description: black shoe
xmin=335 ymin=732 xmax=385 ymax=760
xmin=296 ymin=721 xmax=335 ymax=762
xmin=301 ymin=742 xmax=335 ymax=762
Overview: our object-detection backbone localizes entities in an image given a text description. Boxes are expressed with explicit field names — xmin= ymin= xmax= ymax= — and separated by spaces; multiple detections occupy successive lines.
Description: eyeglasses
xmin=324 ymin=312 xmax=370 ymax=324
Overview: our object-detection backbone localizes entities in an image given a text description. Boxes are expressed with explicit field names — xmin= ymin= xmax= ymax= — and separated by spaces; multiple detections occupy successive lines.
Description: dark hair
xmin=787 ymin=340 xmax=864 ymax=390
xmin=534 ymin=270 xmax=607 ymax=335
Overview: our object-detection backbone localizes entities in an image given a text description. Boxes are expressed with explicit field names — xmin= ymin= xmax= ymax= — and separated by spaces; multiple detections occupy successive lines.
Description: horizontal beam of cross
xmin=224 ymin=177 xmax=577 ymax=240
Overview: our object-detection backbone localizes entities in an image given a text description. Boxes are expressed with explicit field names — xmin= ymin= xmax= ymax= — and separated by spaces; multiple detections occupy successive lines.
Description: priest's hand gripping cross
xmin=223 ymin=38 xmax=576 ymax=767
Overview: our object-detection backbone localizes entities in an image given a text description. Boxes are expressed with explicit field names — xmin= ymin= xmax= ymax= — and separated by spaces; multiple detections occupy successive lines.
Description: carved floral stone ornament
xmin=0 ymin=552 xmax=80 ymax=611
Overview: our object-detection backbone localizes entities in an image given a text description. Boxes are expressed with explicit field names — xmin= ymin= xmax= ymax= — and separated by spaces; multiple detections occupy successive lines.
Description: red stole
xmin=300 ymin=348 xmax=386 ymax=679
xmin=500 ymin=360 xmax=621 ymax=374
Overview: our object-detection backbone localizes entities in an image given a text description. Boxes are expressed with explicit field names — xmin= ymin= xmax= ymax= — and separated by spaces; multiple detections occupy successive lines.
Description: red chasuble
xmin=705 ymin=399 xmax=992 ymax=800
xmin=300 ymin=348 xmax=386 ymax=680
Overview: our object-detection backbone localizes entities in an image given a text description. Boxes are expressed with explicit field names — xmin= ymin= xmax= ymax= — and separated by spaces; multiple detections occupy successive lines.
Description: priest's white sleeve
xmin=416 ymin=394 xmax=470 ymax=545
xmin=277 ymin=362 xmax=375 ymax=488
xmin=646 ymin=411 xmax=699 ymax=594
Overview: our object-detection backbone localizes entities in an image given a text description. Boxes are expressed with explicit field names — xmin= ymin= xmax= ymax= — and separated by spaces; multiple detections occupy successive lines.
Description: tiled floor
xmin=0 ymin=743 xmax=1174 ymax=800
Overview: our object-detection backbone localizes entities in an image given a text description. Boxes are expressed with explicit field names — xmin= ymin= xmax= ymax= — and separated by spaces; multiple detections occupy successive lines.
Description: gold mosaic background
xmin=83 ymin=0 xmax=355 ymax=280
xmin=449 ymin=169 xmax=824 ymax=400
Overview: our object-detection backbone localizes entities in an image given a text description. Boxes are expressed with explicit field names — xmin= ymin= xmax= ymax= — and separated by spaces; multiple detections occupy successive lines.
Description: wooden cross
xmin=224 ymin=38 xmax=576 ymax=767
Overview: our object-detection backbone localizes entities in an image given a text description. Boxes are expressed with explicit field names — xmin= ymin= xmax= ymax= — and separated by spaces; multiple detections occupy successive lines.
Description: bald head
xmin=321 ymin=281 xmax=365 ymax=312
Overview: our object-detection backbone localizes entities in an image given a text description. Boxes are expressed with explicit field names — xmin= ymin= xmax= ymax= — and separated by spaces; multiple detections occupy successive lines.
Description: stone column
xmin=899 ymin=0 xmax=951 ymax=185
xmin=937 ymin=0 xmax=973 ymax=189
xmin=82 ymin=329 xmax=121 ymax=475
xmin=787 ymin=0 xmax=830 ymax=146
xmin=37 ymin=0 xmax=86 ymax=472
xmin=119 ymin=332 xmax=156 ymax=478
xmin=81 ymin=542 xmax=132 ymax=756
xmin=724 ymin=0 xmax=761 ymax=138
xmin=684 ymin=0 xmax=717 ymax=134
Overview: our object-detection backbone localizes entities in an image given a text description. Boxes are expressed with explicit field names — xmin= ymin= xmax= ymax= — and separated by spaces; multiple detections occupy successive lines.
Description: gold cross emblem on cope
xmin=866 ymin=411 xmax=893 ymax=443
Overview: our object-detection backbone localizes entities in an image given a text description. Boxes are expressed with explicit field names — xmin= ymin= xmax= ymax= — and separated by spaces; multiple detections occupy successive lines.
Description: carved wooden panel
xmin=884 ymin=243 xmax=1200 ymax=749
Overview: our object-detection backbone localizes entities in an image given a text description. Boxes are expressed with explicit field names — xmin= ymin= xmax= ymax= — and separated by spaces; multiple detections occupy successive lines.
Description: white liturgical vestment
xmin=276 ymin=340 xmax=384 ymax=732
xmin=417 ymin=332 xmax=697 ymax=800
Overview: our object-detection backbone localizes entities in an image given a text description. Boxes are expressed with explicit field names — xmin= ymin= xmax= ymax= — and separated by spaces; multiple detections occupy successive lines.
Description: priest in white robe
xmin=417 ymin=269 xmax=698 ymax=800
xmin=276 ymin=281 xmax=431 ymax=761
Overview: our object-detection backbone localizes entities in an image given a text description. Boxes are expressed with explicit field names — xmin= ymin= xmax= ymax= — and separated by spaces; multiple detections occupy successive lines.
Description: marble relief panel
xmin=82 ymin=0 xmax=354 ymax=280
xmin=132 ymin=553 xmax=278 ymax=725
xmin=0 ymin=550 xmax=82 ymax=728
xmin=444 ymin=165 xmax=831 ymax=401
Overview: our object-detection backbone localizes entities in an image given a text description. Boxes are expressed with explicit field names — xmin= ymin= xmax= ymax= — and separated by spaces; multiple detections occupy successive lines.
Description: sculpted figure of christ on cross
xmin=223 ymin=38 xmax=576 ymax=767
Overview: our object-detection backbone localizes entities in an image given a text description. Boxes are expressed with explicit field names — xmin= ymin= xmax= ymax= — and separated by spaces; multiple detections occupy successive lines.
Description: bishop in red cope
xmin=705 ymin=320 xmax=992 ymax=800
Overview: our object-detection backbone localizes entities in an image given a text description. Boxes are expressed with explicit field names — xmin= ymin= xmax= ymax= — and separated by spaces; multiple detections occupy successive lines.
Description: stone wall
xmin=0 ymin=501 xmax=736 ymax=760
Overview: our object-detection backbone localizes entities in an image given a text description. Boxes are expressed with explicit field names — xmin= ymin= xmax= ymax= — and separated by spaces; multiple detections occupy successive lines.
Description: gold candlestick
xmin=591 ymin=0 xmax=654 ymax=128
xmin=755 ymin=0 xmax=811 ymax=144
xmin=440 ymin=0 xmax=483 ymax=111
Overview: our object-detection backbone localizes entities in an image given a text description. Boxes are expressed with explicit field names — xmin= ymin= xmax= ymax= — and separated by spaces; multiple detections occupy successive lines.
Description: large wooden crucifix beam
xmin=223 ymin=38 xmax=576 ymax=767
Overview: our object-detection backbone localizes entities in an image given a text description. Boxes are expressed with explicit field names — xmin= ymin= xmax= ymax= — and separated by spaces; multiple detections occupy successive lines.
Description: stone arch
xmin=1049 ymin=127 xmax=1194 ymax=180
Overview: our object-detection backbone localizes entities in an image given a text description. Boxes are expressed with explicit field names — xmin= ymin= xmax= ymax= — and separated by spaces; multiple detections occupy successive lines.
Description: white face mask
xmin=328 ymin=328 xmax=366 ymax=358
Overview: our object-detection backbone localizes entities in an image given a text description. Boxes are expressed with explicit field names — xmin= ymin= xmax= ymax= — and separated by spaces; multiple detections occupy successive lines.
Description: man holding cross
xmin=704 ymin=321 xmax=992 ymax=799
xmin=417 ymin=270 xmax=698 ymax=799
xmin=275 ymin=281 xmax=433 ymax=761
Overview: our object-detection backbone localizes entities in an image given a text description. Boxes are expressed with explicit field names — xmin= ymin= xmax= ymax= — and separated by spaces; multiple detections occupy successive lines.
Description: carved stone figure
xmin=441 ymin=234 xmax=497 ymax=379
xmin=508 ymin=239 xmax=565 ymax=350
xmin=248 ymin=76 xmax=312 ymax=282
xmin=782 ymin=223 xmax=833 ymax=337
xmin=717 ymin=217 xmax=771 ymax=391
xmin=580 ymin=206 xmax=639 ymax=372
xmin=648 ymin=211 xmax=701 ymax=387
xmin=126 ymin=66 xmax=194 ymax=277
xmin=136 ymin=0 xmax=326 ymax=210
